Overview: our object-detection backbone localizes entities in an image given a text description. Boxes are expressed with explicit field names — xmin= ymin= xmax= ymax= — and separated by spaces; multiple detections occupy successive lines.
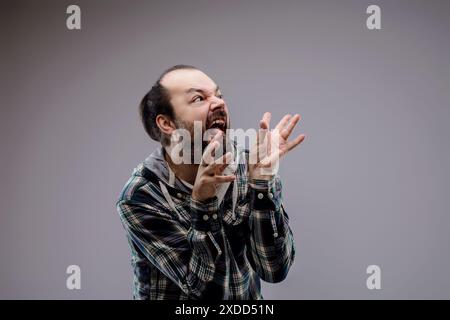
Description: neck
xmin=163 ymin=148 xmax=199 ymax=185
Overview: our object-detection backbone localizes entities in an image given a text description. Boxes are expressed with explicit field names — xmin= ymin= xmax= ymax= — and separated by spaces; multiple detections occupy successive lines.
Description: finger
xmin=203 ymin=130 xmax=223 ymax=159
xmin=281 ymin=114 xmax=301 ymax=139
xmin=212 ymin=129 xmax=223 ymax=141
xmin=260 ymin=112 xmax=271 ymax=130
xmin=257 ymin=126 xmax=268 ymax=152
xmin=213 ymin=174 xmax=236 ymax=183
xmin=263 ymin=133 xmax=306 ymax=163
xmin=206 ymin=152 xmax=233 ymax=174
xmin=214 ymin=151 xmax=233 ymax=166
xmin=257 ymin=130 xmax=271 ymax=162
xmin=286 ymin=133 xmax=306 ymax=152
xmin=208 ymin=129 xmax=223 ymax=144
xmin=258 ymin=113 xmax=271 ymax=145
xmin=201 ymin=140 xmax=220 ymax=166
xmin=274 ymin=114 xmax=292 ymax=131
xmin=258 ymin=134 xmax=306 ymax=170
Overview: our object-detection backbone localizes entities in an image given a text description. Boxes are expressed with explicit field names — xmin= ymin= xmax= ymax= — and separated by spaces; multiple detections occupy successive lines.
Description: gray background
xmin=1 ymin=0 xmax=450 ymax=299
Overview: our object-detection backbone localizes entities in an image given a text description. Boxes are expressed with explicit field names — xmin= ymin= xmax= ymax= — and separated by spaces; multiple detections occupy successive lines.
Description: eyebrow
xmin=185 ymin=86 xmax=220 ymax=95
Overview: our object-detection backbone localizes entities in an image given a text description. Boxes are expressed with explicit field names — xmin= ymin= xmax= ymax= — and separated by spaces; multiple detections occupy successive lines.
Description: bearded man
xmin=116 ymin=65 xmax=306 ymax=300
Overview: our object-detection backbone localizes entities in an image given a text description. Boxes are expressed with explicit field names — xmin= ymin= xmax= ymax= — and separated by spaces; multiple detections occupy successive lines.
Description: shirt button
xmin=177 ymin=193 xmax=182 ymax=198
xmin=212 ymin=213 xmax=218 ymax=220
xmin=273 ymin=232 xmax=278 ymax=238
xmin=203 ymin=214 xmax=209 ymax=221
xmin=268 ymin=192 xmax=274 ymax=199
xmin=257 ymin=193 xmax=264 ymax=199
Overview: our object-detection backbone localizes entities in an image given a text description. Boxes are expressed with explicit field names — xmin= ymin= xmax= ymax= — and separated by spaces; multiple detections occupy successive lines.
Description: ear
xmin=156 ymin=114 xmax=176 ymax=136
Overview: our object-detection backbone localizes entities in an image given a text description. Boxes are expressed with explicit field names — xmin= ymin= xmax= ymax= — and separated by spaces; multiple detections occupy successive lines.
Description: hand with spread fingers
xmin=192 ymin=130 xmax=235 ymax=203
xmin=249 ymin=112 xmax=306 ymax=180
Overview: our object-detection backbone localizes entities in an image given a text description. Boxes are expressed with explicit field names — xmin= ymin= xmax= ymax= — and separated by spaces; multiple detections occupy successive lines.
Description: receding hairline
xmin=159 ymin=68 xmax=218 ymax=96
xmin=159 ymin=66 xmax=206 ymax=84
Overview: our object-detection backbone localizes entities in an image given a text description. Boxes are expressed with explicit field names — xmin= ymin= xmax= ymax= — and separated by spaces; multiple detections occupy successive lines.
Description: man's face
xmin=160 ymin=69 xmax=230 ymax=146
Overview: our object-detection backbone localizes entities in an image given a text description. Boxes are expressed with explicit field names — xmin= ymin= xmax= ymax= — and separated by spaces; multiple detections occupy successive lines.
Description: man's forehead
xmin=161 ymin=69 xmax=218 ymax=94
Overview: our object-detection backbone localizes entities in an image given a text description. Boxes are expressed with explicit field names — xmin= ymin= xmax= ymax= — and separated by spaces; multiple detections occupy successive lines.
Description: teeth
xmin=211 ymin=119 xmax=225 ymax=127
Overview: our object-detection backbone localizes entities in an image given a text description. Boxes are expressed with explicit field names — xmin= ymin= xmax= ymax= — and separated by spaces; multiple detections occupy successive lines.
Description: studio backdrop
xmin=1 ymin=0 xmax=450 ymax=299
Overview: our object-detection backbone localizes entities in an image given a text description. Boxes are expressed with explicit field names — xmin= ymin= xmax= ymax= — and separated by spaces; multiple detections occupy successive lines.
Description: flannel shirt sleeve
xmin=117 ymin=190 xmax=227 ymax=299
xmin=245 ymin=174 xmax=296 ymax=283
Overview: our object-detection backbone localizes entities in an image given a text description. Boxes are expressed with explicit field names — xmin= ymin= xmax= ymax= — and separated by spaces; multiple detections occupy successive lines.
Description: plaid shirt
xmin=116 ymin=143 xmax=296 ymax=300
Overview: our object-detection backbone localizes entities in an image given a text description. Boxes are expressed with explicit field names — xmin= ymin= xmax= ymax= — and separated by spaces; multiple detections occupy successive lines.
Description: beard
xmin=172 ymin=118 xmax=232 ymax=165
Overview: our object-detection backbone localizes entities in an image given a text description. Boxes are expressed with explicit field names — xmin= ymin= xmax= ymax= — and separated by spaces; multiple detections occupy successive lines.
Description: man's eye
xmin=217 ymin=93 xmax=223 ymax=99
xmin=192 ymin=96 xmax=204 ymax=103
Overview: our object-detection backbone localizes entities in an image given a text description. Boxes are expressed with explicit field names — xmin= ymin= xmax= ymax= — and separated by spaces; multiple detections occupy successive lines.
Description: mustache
xmin=207 ymin=110 xmax=228 ymax=125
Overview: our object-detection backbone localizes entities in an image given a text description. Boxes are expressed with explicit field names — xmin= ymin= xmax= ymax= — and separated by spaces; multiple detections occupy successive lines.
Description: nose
xmin=210 ymin=95 xmax=226 ymax=112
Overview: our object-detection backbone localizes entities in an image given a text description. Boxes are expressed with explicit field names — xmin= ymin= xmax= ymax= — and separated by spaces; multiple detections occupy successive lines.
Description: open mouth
xmin=207 ymin=118 xmax=227 ymax=132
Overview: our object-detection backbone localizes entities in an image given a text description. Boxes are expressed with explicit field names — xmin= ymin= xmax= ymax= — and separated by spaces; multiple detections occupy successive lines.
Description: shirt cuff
xmin=249 ymin=177 xmax=282 ymax=212
xmin=189 ymin=196 xmax=222 ymax=232
xmin=248 ymin=177 xmax=275 ymax=190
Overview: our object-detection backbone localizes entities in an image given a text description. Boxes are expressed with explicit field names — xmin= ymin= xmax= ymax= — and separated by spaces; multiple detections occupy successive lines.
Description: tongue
xmin=207 ymin=127 xmax=222 ymax=137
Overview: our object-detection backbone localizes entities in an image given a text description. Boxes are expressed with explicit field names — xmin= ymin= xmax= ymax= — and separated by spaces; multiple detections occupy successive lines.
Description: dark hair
xmin=139 ymin=64 xmax=198 ymax=146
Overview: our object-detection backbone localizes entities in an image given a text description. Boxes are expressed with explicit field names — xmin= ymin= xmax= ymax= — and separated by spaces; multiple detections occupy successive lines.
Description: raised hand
xmin=192 ymin=131 xmax=235 ymax=203
xmin=249 ymin=112 xmax=306 ymax=180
